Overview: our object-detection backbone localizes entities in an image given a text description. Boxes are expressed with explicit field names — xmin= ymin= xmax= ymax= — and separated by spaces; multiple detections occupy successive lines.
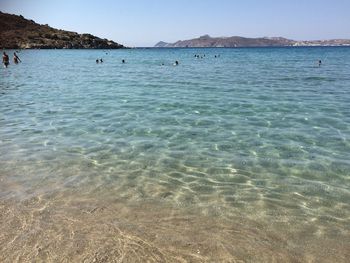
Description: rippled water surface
xmin=0 ymin=48 xmax=350 ymax=262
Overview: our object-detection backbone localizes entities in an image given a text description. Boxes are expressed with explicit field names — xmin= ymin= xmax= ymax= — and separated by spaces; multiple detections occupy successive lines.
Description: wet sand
xmin=1 ymin=190 xmax=349 ymax=263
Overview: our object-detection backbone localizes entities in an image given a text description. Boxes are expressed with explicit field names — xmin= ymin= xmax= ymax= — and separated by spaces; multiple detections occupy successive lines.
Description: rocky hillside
xmin=0 ymin=11 xmax=125 ymax=49
xmin=155 ymin=35 xmax=295 ymax=48
xmin=155 ymin=35 xmax=350 ymax=48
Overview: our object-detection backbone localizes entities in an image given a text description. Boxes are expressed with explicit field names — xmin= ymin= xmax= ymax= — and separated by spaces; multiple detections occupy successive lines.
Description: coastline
xmin=1 ymin=2 xmax=350 ymax=261
xmin=3 ymin=46 xmax=350 ymax=50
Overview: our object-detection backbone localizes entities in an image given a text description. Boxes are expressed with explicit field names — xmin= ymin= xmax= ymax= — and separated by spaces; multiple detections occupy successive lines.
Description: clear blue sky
xmin=1 ymin=0 xmax=349 ymax=47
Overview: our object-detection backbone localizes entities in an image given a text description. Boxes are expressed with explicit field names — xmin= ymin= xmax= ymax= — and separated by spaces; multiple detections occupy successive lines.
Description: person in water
xmin=2 ymin=52 xmax=9 ymax=68
xmin=122 ymin=59 xmax=125 ymax=63
xmin=318 ymin=60 xmax=322 ymax=67
xmin=100 ymin=58 xmax=103 ymax=63
xmin=13 ymin=52 xmax=21 ymax=64
xmin=96 ymin=59 xmax=99 ymax=64
xmin=174 ymin=60 xmax=179 ymax=66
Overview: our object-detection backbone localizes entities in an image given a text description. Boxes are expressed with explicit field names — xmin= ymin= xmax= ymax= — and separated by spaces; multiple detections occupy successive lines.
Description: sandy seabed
xmin=0 ymin=190 xmax=349 ymax=263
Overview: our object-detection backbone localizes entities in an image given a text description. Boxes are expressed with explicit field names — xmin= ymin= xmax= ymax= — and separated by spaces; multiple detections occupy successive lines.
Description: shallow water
xmin=0 ymin=47 xmax=350 ymax=262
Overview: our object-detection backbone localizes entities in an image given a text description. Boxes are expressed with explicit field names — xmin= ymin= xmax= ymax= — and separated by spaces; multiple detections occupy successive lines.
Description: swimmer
xmin=2 ymin=52 xmax=9 ymax=68
xmin=122 ymin=59 xmax=125 ymax=63
xmin=174 ymin=60 xmax=179 ymax=66
xmin=96 ymin=59 xmax=99 ymax=63
xmin=13 ymin=52 xmax=21 ymax=64
xmin=318 ymin=60 xmax=322 ymax=67
xmin=100 ymin=58 xmax=103 ymax=63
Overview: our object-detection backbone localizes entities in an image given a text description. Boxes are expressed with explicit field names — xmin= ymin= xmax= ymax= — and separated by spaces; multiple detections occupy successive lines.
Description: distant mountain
xmin=154 ymin=41 xmax=171 ymax=48
xmin=0 ymin=11 xmax=125 ymax=49
xmin=154 ymin=35 xmax=350 ymax=48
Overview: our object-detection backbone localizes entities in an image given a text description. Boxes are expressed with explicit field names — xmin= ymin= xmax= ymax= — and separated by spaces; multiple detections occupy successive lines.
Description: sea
xmin=0 ymin=47 xmax=349 ymax=262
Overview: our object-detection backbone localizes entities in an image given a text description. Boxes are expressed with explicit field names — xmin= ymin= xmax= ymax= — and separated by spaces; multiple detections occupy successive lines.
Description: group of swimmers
xmin=96 ymin=58 xmax=179 ymax=66
xmin=96 ymin=58 xmax=126 ymax=64
xmin=194 ymin=54 xmax=220 ymax=59
xmin=194 ymin=54 xmax=205 ymax=59
xmin=2 ymin=52 xmax=21 ymax=68
xmin=3 ymin=51 xmax=323 ymax=69
xmin=94 ymin=52 xmax=222 ymax=66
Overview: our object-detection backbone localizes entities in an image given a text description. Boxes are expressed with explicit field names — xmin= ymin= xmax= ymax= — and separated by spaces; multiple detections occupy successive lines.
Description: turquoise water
xmin=1 ymin=47 xmax=350 ymax=261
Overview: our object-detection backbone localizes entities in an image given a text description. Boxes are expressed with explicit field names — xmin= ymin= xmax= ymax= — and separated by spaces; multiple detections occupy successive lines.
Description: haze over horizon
xmin=1 ymin=0 xmax=349 ymax=47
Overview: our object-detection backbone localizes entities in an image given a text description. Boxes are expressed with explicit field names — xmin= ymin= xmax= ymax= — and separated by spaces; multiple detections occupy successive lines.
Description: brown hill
xmin=0 ymin=11 xmax=125 ymax=49
xmin=155 ymin=35 xmax=350 ymax=48
xmin=155 ymin=35 xmax=295 ymax=48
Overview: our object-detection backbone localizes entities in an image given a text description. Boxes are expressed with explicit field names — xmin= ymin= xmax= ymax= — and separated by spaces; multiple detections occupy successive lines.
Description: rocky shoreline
xmin=0 ymin=12 xmax=125 ymax=49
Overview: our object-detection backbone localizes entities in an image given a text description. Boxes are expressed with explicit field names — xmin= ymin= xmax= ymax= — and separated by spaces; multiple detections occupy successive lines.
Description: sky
xmin=1 ymin=0 xmax=350 ymax=47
